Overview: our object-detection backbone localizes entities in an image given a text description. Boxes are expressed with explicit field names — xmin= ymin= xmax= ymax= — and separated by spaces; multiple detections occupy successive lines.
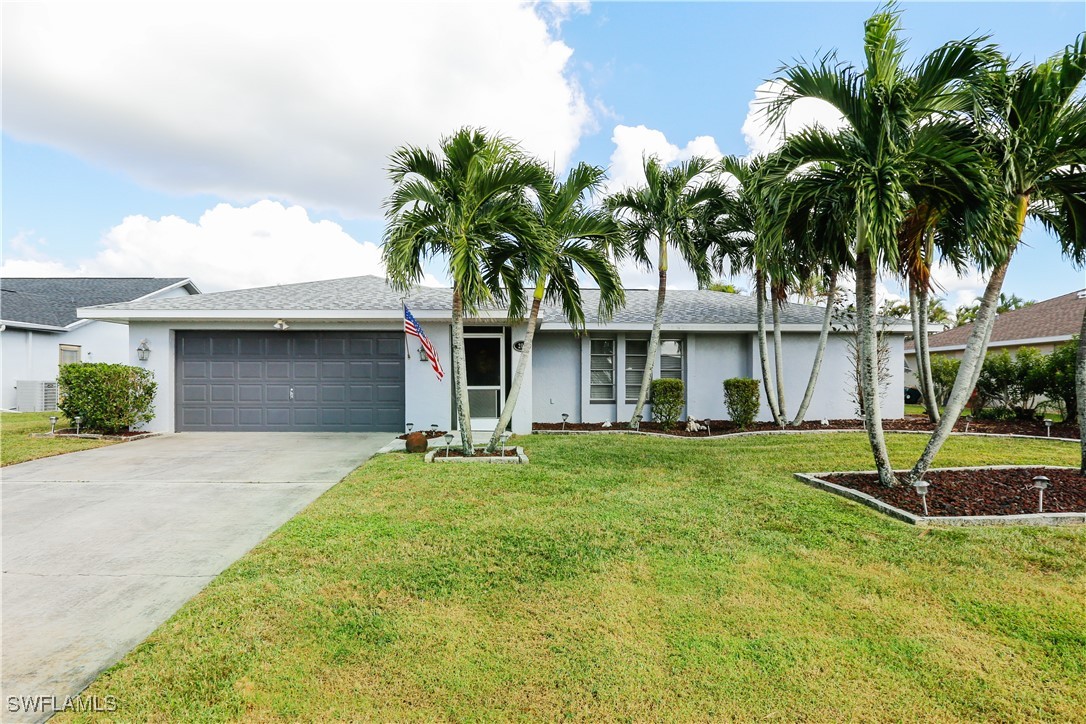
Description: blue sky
xmin=3 ymin=1 xmax=1084 ymax=305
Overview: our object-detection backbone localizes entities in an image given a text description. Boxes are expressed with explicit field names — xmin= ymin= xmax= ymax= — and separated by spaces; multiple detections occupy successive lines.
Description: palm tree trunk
xmin=486 ymin=276 xmax=544 ymax=452
xmin=1077 ymin=304 xmax=1086 ymax=474
xmin=772 ymin=295 xmax=788 ymax=424
xmin=451 ymin=286 xmax=474 ymax=454
xmin=908 ymin=285 xmax=924 ymax=400
xmin=908 ymin=193 xmax=1028 ymax=483
xmin=917 ymin=287 xmax=940 ymax=423
xmin=791 ymin=270 xmax=836 ymax=425
xmin=856 ymin=251 xmax=896 ymax=486
xmin=630 ymin=237 xmax=666 ymax=427
xmin=756 ymin=270 xmax=782 ymax=425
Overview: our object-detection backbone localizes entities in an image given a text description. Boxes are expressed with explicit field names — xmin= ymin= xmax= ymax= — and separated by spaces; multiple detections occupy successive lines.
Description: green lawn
xmin=1 ymin=411 xmax=117 ymax=466
xmin=65 ymin=433 xmax=1082 ymax=722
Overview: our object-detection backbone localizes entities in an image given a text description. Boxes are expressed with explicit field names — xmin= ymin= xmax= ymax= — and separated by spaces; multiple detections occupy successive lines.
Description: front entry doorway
xmin=463 ymin=333 xmax=504 ymax=430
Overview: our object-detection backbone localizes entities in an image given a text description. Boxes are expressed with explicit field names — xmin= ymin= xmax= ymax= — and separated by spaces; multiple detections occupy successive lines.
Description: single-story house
xmin=1 ymin=277 xmax=200 ymax=410
xmin=905 ymin=288 xmax=1086 ymax=384
xmin=79 ymin=275 xmax=908 ymax=434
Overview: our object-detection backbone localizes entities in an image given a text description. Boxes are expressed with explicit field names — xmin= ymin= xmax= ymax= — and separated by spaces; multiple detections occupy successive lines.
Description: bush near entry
xmin=723 ymin=378 xmax=760 ymax=430
xmin=57 ymin=363 xmax=157 ymax=434
xmin=650 ymin=378 xmax=685 ymax=430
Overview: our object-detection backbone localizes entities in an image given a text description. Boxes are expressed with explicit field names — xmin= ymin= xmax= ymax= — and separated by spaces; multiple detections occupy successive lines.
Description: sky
xmin=3 ymin=0 xmax=1085 ymax=310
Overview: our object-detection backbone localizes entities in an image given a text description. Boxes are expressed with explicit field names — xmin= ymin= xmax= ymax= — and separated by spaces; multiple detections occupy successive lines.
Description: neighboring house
xmin=905 ymin=288 xmax=1086 ymax=384
xmin=80 ymin=275 xmax=908 ymax=434
xmin=1 ymin=278 xmax=200 ymax=410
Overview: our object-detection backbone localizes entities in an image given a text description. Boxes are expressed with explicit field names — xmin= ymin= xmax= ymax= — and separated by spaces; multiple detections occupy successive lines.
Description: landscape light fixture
xmin=704 ymin=418 xmax=711 ymax=436
xmin=406 ymin=422 xmax=414 ymax=434
xmin=74 ymin=416 xmax=83 ymax=435
xmin=136 ymin=339 xmax=151 ymax=362
xmin=1032 ymin=475 xmax=1050 ymax=513
xmin=634 ymin=414 xmax=643 ymax=431
xmin=273 ymin=319 xmax=290 ymax=331
xmin=964 ymin=414 xmax=972 ymax=434
xmin=561 ymin=412 xmax=569 ymax=431
xmin=1044 ymin=419 xmax=1053 ymax=437
xmin=500 ymin=431 xmax=512 ymax=458
xmin=49 ymin=415 xmax=58 ymax=434
xmin=431 ymin=423 xmax=439 ymax=435
xmin=912 ymin=479 xmax=930 ymax=516
xmin=444 ymin=433 xmax=454 ymax=457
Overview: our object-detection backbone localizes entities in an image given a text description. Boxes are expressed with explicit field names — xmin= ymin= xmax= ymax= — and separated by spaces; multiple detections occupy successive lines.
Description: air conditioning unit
xmin=16 ymin=380 xmax=59 ymax=412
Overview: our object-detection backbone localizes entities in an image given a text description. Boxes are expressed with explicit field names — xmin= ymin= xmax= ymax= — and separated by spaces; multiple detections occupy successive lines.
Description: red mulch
xmin=397 ymin=430 xmax=448 ymax=440
xmin=825 ymin=467 xmax=1086 ymax=517
xmin=432 ymin=447 xmax=517 ymax=459
xmin=533 ymin=416 xmax=1080 ymax=439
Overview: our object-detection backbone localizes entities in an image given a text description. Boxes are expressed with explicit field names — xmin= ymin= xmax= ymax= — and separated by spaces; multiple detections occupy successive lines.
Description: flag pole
xmin=402 ymin=297 xmax=411 ymax=359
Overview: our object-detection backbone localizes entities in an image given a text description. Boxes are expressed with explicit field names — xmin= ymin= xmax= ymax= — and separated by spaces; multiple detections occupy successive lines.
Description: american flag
xmin=404 ymin=305 xmax=445 ymax=381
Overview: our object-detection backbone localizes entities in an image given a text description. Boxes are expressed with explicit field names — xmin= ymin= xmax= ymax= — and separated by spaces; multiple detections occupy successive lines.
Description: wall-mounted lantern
xmin=136 ymin=339 xmax=151 ymax=362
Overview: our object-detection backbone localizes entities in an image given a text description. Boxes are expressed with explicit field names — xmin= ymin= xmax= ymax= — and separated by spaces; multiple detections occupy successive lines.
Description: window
xmin=660 ymin=339 xmax=683 ymax=380
xmin=625 ymin=339 xmax=648 ymax=403
xmin=590 ymin=338 xmax=615 ymax=402
xmin=59 ymin=344 xmax=81 ymax=365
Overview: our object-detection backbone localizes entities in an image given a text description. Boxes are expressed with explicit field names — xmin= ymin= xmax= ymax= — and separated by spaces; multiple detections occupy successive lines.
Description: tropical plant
xmin=723 ymin=377 xmax=761 ymax=430
xmin=383 ymin=127 xmax=546 ymax=454
xmin=910 ymin=34 xmax=1086 ymax=482
xmin=606 ymin=155 xmax=720 ymax=427
xmin=974 ymin=348 xmax=1047 ymax=419
xmin=483 ymin=163 xmax=625 ymax=452
xmin=928 ymin=354 xmax=960 ymax=406
xmin=767 ymin=7 xmax=996 ymax=485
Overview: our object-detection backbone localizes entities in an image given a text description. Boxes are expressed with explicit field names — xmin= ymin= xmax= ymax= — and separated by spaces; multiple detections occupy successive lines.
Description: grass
xmin=64 ymin=433 xmax=1082 ymax=722
xmin=1 ymin=411 xmax=117 ymax=466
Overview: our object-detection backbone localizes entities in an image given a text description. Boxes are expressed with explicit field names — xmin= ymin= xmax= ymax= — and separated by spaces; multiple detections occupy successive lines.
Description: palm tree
xmin=606 ymin=156 xmax=720 ymax=427
xmin=383 ymin=127 xmax=546 ymax=455
xmin=484 ymin=163 xmax=625 ymax=452
xmin=910 ymin=34 xmax=1086 ymax=482
xmin=768 ymin=8 xmax=996 ymax=486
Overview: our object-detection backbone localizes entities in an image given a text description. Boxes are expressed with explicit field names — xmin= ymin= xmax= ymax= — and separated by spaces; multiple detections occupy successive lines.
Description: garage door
xmin=176 ymin=331 xmax=405 ymax=431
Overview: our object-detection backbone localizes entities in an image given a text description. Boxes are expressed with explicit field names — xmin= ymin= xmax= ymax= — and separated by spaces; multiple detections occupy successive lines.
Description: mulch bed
xmin=825 ymin=467 xmax=1086 ymax=517
xmin=430 ymin=447 xmax=517 ymax=459
xmin=533 ymin=416 xmax=1080 ymax=439
xmin=397 ymin=430 xmax=448 ymax=440
xmin=51 ymin=428 xmax=153 ymax=439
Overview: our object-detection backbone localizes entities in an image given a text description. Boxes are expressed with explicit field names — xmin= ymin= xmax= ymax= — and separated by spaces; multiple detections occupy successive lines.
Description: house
xmin=1 ymin=277 xmax=200 ymax=410
xmin=905 ymin=289 xmax=1085 ymax=380
xmin=79 ymin=275 xmax=908 ymax=434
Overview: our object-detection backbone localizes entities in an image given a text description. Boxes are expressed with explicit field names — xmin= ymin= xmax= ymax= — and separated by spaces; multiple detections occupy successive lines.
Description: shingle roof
xmin=1 ymin=277 xmax=193 ymax=328
xmin=906 ymin=289 xmax=1086 ymax=351
xmin=85 ymin=275 xmax=839 ymax=328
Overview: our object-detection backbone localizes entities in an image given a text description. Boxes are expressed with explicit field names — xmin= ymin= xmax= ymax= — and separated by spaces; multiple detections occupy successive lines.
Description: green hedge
xmin=723 ymin=378 xmax=760 ymax=430
xmin=57 ymin=363 xmax=157 ymax=434
xmin=650 ymin=378 xmax=685 ymax=430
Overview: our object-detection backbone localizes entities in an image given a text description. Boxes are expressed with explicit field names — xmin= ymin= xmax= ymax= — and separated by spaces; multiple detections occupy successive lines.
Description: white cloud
xmin=605 ymin=125 xmax=722 ymax=194
xmin=3 ymin=2 xmax=592 ymax=219
xmin=0 ymin=201 xmax=446 ymax=292
xmin=741 ymin=80 xmax=845 ymax=156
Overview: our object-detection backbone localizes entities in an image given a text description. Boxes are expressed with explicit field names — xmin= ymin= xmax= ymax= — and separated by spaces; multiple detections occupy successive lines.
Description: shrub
xmin=1042 ymin=338 xmax=1078 ymax=422
xmin=650 ymin=378 xmax=685 ymax=430
xmin=975 ymin=348 xmax=1046 ymax=420
xmin=723 ymin=378 xmax=760 ymax=430
xmin=57 ymin=363 xmax=157 ymax=434
xmin=928 ymin=355 xmax=960 ymax=406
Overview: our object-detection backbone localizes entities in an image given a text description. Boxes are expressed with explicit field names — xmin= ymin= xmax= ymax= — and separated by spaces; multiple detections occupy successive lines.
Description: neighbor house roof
xmin=1 ymin=277 xmax=198 ymax=331
xmin=81 ymin=274 xmax=906 ymax=332
xmin=905 ymin=289 xmax=1085 ymax=353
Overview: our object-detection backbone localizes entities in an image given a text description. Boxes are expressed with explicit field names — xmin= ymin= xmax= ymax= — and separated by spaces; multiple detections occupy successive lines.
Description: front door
xmin=463 ymin=333 xmax=504 ymax=430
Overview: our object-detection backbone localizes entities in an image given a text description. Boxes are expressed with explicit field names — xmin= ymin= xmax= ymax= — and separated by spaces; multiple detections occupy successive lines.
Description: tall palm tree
xmin=768 ymin=8 xmax=996 ymax=486
xmin=383 ymin=127 xmax=546 ymax=455
xmin=909 ymin=34 xmax=1086 ymax=482
xmin=606 ymin=156 xmax=720 ymax=427
xmin=483 ymin=163 xmax=625 ymax=452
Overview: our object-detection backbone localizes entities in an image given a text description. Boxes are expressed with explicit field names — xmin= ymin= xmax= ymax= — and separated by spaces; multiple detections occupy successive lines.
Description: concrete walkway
xmin=1 ymin=432 xmax=391 ymax=722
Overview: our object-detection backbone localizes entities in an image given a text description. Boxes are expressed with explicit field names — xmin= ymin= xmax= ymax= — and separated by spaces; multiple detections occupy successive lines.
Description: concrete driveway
xmin=2 ymin=432 xmax=391 ymax=722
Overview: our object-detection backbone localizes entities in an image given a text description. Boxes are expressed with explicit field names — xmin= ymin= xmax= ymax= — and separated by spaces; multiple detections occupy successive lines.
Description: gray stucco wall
xmin=531 ymin=332 xmax=583 ymax=423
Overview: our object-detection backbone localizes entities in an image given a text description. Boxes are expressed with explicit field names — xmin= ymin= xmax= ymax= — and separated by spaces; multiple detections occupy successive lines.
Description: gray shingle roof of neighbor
xmin=85 ymin=275 xmax=839 ymax=328
xmin=1 ymin=277 xmax=194 ymax=328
